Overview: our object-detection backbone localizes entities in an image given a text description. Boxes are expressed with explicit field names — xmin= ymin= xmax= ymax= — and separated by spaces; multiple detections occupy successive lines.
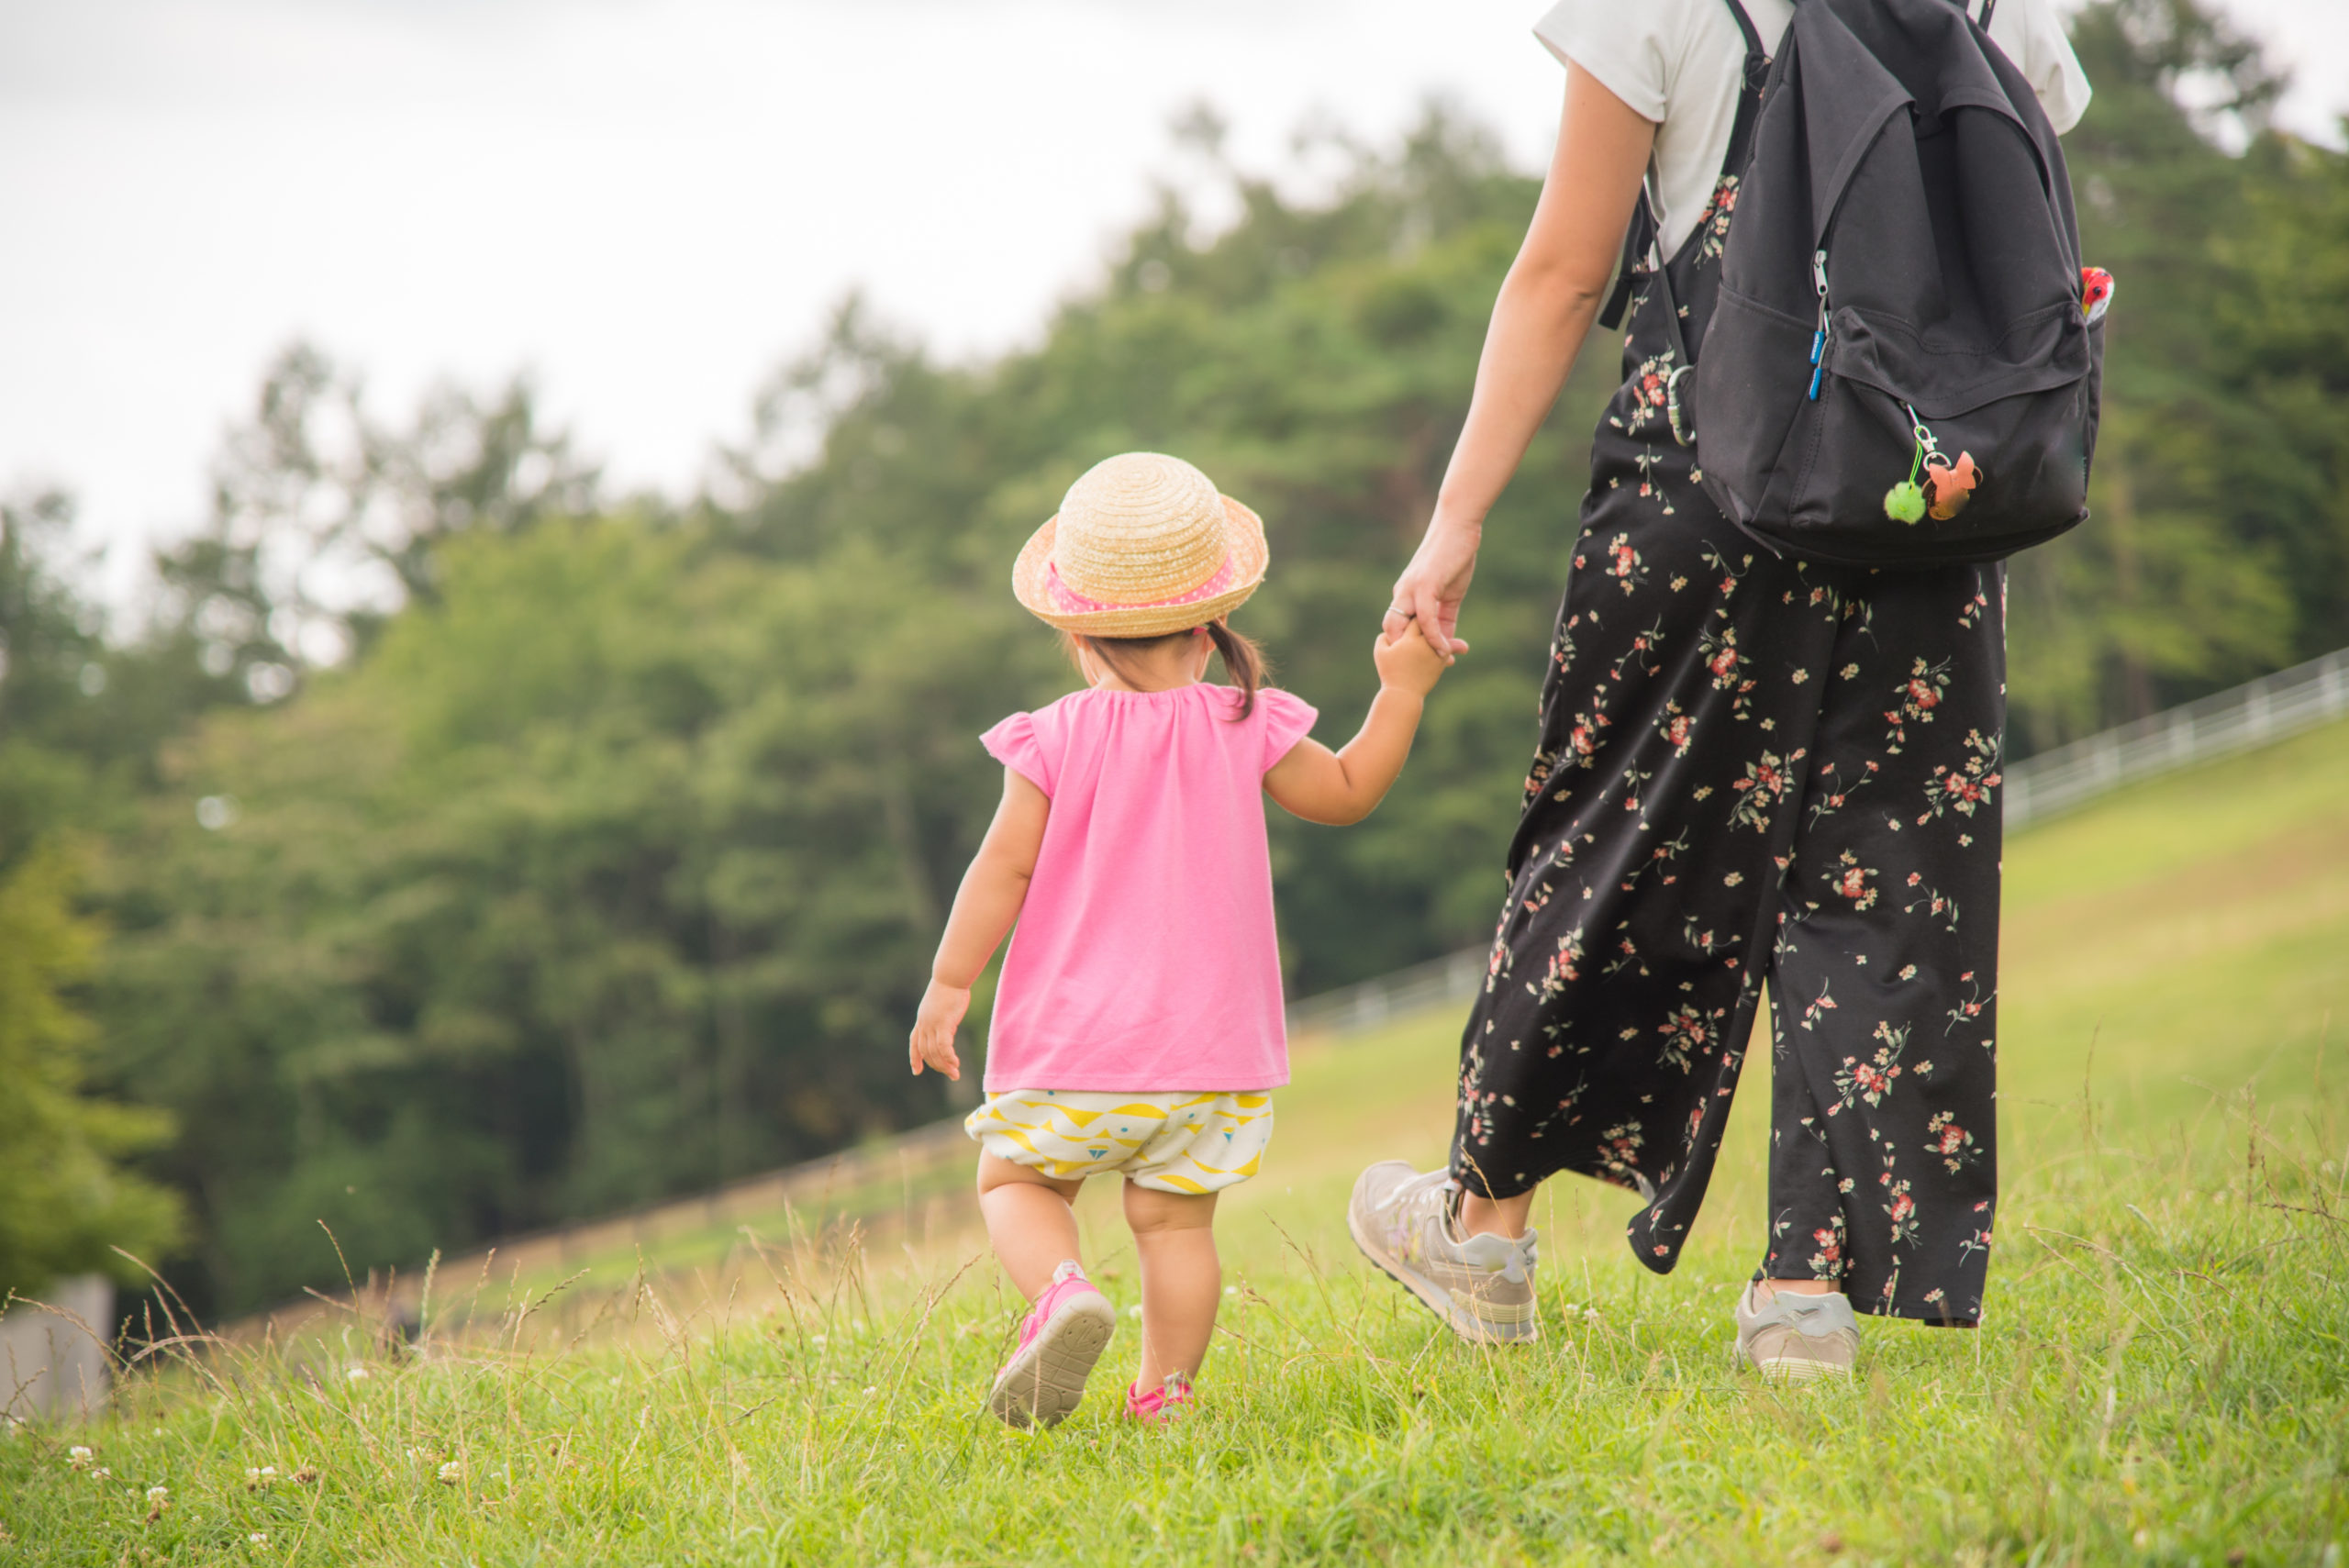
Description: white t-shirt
xmin=1534 ymin=0 xmax=2093 ymax=256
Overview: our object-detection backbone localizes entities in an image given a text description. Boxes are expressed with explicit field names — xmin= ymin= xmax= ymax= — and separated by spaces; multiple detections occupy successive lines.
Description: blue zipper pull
xmin=1808 ymin=248 xmax=1831 ymax=400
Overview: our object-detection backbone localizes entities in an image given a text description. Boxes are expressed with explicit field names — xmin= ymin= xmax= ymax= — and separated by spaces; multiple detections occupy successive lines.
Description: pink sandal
xmin=1124 ymin=1372 xmax=1195 ymax=1425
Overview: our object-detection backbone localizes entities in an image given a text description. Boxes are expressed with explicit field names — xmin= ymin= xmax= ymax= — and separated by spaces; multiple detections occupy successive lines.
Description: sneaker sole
xmin=1750 ymin=1354 xmax=1853 ymax=1385
xmin=1346 ymin=1204 xmax=1539 ymax=1347
xmin=987 ymin=1294 xmax=1117 ymax=1429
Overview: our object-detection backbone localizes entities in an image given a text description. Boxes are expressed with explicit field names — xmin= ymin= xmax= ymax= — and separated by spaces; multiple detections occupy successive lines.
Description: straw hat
xmin=1012 ymin=452 xmax=1269 ymax=638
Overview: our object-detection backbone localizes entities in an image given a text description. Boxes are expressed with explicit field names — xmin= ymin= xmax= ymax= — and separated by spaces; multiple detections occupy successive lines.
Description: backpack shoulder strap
xmin=1721 ymin=0 xmax=1770 ymax=91
xmin=1976 ymin=0 xmax=1998 ymax=29
xmin=1720 ymin=0 xmax=1764 ymax=59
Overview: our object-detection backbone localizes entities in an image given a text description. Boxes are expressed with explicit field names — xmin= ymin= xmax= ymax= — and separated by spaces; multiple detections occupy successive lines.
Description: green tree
xmin=153 ymin=340 xmax=603 ymax=706
xmin=0 ymin=496 xmax=190 ymax=1300
xmin=0 ymin=841 xmax=183 ymax=1301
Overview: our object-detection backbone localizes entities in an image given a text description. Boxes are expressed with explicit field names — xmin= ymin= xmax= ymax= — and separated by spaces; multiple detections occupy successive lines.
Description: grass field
xmin=5 ymin=724 xmax=2347 ymax=1565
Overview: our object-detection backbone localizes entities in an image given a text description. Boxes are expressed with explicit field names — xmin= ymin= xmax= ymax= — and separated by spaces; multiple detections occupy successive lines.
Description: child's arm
xmin=1264 ymin=631 xmax=1449 ymax=827
xmin=909 ymin=768 xmax=1050 ymax=1081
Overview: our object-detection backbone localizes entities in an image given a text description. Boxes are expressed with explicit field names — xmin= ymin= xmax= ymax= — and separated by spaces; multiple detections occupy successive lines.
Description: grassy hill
xmin=3 ymin=723 xmax=2343 ymax=1564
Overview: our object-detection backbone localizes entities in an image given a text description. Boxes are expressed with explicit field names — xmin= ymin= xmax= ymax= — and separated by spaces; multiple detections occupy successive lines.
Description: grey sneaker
xmin=1733 ymin=1281 xmax=1859 ymax=1383
xmin=1348 ymin=1162 xmax=1540 ymax=1344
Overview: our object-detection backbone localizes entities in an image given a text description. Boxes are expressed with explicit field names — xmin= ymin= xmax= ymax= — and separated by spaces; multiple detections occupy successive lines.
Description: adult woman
xmin=1347 ymin=0 xmax=2089 ymax=1376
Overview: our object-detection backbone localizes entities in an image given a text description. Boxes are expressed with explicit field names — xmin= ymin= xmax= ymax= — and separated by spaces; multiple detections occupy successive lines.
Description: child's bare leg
xmin=1124 ymin=1183 xmax=1220 ymax=1390
xmin=976 ymin=1154 xmax=1087 ymax=1300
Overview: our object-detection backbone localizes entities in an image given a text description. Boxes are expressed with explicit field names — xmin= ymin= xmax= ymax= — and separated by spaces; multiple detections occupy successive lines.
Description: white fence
xmin=2003 ymin=647 xmax=2349 ymax=829
xmin=1285 ymin=945 xmax=1487 ymax=1038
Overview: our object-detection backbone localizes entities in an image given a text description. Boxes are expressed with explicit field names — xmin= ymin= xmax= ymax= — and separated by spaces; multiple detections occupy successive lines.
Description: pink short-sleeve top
xmin=978 ymin=682 xmax=1319 ymax=1093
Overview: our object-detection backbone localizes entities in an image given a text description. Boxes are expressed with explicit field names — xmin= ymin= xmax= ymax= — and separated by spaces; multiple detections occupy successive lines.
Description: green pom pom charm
xmin=1886 ymin=403 xmax=1942 ymax=524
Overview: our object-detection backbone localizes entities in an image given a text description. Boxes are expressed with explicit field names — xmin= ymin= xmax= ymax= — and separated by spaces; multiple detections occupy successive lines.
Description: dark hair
xmin=1061 ymin=620 xmax=1269 ymax=718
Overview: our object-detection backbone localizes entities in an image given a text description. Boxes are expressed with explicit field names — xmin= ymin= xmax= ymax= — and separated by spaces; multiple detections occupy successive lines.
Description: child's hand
xmin=1373 ymin=627 xmax=1450 ymax=698
xmin=909 ymin=979 xmax=967 ymax=1080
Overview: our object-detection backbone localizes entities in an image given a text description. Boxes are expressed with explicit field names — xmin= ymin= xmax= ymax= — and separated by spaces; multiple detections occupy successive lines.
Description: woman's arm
xmin=908 ymin=767 xmax=1050 ymax=1080
xmin=1387 ymin=61 xmax=1658 ymax=662
xmin=1264 ymin=632 xmax=1448 ymax=826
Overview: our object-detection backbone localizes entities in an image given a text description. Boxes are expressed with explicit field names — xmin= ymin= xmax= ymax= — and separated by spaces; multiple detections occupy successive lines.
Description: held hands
xmin=907 ymin=979 xmax=967 ymax=1080
xmin=1373 ymin=627 xmax=1450 ymax=698
xmin=1384 ymin=515 xmax=1478 ymax=664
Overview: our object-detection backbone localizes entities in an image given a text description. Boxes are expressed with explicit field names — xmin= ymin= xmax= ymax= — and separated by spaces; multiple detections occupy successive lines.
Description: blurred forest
xmin=2 ymin=0 xmax=2343 ymax=1318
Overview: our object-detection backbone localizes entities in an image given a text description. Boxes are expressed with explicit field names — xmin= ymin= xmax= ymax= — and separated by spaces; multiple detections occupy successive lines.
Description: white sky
xmin=3 ymin=0 xmax=2343 ymax=606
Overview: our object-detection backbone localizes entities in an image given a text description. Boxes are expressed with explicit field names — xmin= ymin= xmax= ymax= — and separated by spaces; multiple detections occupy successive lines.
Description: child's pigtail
xmin=1207 ymin=620 xmax=1265 ymax=719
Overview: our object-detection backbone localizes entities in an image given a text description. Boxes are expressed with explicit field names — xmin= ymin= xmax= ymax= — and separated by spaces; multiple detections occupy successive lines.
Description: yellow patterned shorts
xmin=964 ymin=1089 xmax=1275 ymax=1195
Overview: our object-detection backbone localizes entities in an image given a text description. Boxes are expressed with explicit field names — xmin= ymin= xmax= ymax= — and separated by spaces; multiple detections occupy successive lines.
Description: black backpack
xmin=1689 ymin=0 xmax=2101 ymax=567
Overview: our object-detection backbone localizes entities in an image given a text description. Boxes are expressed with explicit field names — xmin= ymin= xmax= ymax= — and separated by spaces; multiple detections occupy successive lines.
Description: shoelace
xmin=1768 ymin=1296 xmax=1849 ymax=1340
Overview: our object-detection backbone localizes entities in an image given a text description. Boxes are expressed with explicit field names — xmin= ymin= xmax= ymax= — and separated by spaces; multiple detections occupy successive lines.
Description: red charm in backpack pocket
xmin=1926 ymin=451 xmax=1979 ymax=521
xmin=2079 ymin=266 xmax=2114 ymax=326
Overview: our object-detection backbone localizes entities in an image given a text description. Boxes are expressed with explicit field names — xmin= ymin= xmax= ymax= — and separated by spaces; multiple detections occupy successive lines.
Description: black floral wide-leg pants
xmin=1452 ymin=508 xmax=2005 ymax=1323
xmin=1452 ymin=317 xmax=2006 ymax=1326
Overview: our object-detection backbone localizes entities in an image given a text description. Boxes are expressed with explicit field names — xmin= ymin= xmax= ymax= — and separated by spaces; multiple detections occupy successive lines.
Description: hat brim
xmin=1012 ymin=495 xmax=1269 ymax=637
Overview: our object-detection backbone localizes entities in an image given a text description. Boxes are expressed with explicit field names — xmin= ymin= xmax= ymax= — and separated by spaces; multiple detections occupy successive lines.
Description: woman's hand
xmin=1386 ymin=515 xmax=1481 ymax=663
xmin=908 ymin=979 xmax=968 ymax=1080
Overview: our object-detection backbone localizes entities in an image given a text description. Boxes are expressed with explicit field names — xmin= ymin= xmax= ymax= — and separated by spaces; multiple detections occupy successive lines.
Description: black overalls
xmin=1450 ymin=8 xmax=2004 ymax=1325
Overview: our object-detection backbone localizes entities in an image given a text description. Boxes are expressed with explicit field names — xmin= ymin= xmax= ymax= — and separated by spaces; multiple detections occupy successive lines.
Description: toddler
xmin=907 ymin=450 xmax=1450 ymax=1428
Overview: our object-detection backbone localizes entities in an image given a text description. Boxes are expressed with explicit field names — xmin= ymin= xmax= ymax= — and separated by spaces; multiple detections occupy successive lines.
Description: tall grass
xmin=2 ymin=1086 xmax=2341 ymax=1565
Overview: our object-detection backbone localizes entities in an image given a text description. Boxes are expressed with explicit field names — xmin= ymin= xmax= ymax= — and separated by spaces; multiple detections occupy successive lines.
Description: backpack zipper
xmin=1808 ymin=249 xmax=1831 ymax=400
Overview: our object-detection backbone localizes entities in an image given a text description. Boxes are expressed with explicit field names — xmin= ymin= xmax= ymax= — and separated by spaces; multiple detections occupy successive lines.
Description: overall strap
xmin=1597 ymin=193 xmax=1657 ymax=331
xmin=1598 ymin=0 xmax=1770 ymax=338
xmin=1644 ymin=182 xmax=1698 ymax=417
xmin=1976 ymin=0 xmax=1998 ymax=30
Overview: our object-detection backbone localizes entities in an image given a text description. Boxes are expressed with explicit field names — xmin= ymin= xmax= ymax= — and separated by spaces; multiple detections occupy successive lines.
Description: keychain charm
xmin=1885 ymin=476 xmax=1927 ymax=523
xmin=1926 ymin=449 xmax=1980 ymax=520
xmin=1884 ymin=405 xmax=1934 ymax=523
xmin=1885 ymin=405 xmax=1978 ymax=525
xmin=2079 ymin=265 xmax=2114 ymax=326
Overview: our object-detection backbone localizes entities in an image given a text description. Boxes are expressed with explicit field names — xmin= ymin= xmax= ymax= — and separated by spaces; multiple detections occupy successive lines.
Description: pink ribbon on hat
xmin=1045 ymin=553 xmax=1240 ymax=615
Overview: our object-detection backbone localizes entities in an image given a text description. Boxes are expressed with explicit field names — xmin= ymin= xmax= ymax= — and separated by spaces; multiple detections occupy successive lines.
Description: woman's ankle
xmin=1457 ymin=1190 xmax=1535 ymax=1240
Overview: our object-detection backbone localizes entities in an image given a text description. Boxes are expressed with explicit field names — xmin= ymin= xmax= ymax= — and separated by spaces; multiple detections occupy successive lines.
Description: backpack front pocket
xmin=1765 ymin=305 xmax=2092 ymax=566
